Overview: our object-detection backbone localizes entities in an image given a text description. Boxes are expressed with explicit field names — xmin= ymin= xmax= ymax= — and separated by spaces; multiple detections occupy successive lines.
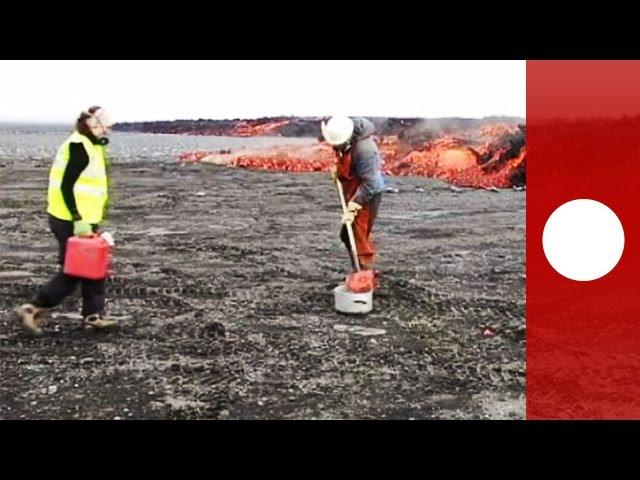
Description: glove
xmin=73 ymin=220 xmax=93 ymax=237
xmin=330 ymin=165 xmax=338 ymax=182
xmin=341 ymin=201 xmax=362 ymax=224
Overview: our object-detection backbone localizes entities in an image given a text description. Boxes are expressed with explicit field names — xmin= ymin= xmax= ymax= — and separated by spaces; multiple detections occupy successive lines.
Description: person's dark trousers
xmin=32 ymin=214 xmax=105 ymax=318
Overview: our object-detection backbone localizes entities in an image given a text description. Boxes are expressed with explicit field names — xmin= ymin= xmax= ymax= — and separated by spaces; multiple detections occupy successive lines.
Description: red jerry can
xmin=63 ymin=235 xmax=110 ymax=280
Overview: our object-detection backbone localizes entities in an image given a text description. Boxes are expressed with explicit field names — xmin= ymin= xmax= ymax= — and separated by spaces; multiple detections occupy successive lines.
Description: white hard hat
xmin=321 ymin=116 xmax=354 ymax=146
xmin=95 ymin=108 xmax=113 ymax=128
xmin=85 ymin=107 xmax=113 ymax=129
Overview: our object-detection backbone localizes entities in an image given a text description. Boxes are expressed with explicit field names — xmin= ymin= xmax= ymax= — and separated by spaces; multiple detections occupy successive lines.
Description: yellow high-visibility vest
xmin=47 ymin=131 xmax=109 ymax=223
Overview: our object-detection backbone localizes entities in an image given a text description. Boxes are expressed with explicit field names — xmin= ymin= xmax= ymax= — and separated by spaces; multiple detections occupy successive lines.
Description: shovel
xmin=335 ymin=178 xmax=375 ymax=293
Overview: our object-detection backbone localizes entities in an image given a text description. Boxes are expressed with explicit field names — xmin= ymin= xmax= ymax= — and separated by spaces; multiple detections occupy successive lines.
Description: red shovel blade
xmin=346 ymin=270 xmax=375 ymax=293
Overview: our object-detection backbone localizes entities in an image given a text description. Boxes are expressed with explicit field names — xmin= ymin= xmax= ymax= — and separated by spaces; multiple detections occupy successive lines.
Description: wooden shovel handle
xmin=335 ymin=179 xmax=361 ymax=272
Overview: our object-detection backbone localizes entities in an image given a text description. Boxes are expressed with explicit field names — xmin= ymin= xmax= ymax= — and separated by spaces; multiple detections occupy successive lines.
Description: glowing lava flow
xmin=177 ymin=125 xmax=525 ymax=189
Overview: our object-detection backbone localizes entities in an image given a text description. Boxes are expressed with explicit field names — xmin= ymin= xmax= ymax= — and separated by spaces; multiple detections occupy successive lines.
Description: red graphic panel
xmin=527 ymin=60 xmax=640 ymax=418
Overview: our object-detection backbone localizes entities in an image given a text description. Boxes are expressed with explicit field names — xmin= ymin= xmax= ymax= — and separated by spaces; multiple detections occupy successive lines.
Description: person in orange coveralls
xmin=321 ymin=116 xmax=386 ymax=274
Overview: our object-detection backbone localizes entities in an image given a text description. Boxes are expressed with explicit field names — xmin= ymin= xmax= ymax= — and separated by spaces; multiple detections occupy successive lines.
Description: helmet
xmin=321 ymin=116 xmax=354 ymax=146
xmin=84 ymin=107 xmax=113 ymax=137
xmin=85 ymin=107 xmax=113 ymax=129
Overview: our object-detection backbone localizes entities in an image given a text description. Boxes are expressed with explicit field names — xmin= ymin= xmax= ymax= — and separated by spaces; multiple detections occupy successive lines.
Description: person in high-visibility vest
xmin=322 ymin=116 xmax=385 ymax=276
xmin=15 ymin=106 xmax=117 ymax=335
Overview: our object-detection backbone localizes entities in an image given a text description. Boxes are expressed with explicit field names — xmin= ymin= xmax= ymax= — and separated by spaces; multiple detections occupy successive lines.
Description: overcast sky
xmin=0 ymin=61 xmax=525 ymax=124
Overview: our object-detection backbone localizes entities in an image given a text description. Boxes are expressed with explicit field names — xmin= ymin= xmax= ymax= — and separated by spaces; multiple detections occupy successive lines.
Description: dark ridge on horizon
xmin=112 ymin=116 xmax=525 ymax=138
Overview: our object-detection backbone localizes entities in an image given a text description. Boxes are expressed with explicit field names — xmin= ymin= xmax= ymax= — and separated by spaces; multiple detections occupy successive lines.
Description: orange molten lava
xmin=231 ymin=120 xmax=291 ymax=137
xmin=179 ymin=144 xmax=335 ymax=172
xmin=178 ymin=126 xmax=525 ymax=189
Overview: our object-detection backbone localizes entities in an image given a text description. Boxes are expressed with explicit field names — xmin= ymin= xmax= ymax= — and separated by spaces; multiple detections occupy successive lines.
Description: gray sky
xmin=0 ymin=61 xmax=525 ymax=123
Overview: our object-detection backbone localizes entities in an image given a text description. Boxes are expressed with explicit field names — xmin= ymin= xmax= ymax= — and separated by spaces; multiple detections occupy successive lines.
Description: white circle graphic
xmin=542 ymin=199 xmax=625 ymax=281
